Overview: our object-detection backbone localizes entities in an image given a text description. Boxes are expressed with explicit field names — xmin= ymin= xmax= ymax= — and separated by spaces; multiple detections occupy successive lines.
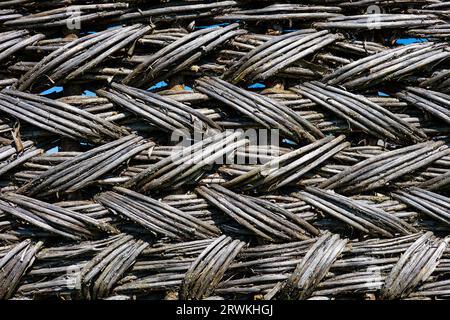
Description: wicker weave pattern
xmin=0 ymin=0 xmax=449 ymax=300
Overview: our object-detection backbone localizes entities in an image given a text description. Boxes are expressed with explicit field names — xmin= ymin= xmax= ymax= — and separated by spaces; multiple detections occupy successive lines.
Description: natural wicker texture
xmin=0 ymin=0 xmax=449 ymax=300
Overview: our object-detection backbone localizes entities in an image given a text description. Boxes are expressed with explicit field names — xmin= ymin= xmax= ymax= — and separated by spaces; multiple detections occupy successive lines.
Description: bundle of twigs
xmin=215 ymin=4 xmax=342 ymax=22
xmin=223 ymin=135 xmax=349 ymax=191
xmin=96 ymin=187 xmax=220 ymax=240
xmin=0 ymin=30 xmax=44 ymax=63
xmin=397 ymin=87 xmax=450 ymax=125
xmin=324 ymin=42 xmax=450 ymax=89
xmin=421 ymin=69 xmax=450 ymax=93
xmin=0 ymin=0 xmax=449 ymax=302
xmin=315 ymin=14 xmax=443 ymax=30
xmin=116 ymin=1 xmax=238 ymax=24
xmin=0 ymin=193 xmax=116 ymax=240
xmin=0 ymin=239 xmax=43 ymax=299
xmin=15 ymin=24 xmax=152 ymax=91
xmin=409 ymin=23 xmax=450 ymax=38
xmin=123 ymin=24 xmax=245 ymax=88
xmin=320 ymin=141 xmax=450 ymax=194
xmin=97 ymin=82 xmax=220 ymax=133
xmin=2 ymin=4 xmax=128 ymax=29
xmin=295 ymin=187 xmax=417 ymax=237
xmin=0 ymin=89 xmax=128 ymax=143
xmin=124 ymin=131 xmax=248 ymax=192
xmin=0 ymin=141 xmax=42 ymax=177
xmin=392 ymin=187 xmax=450 ymax=226
xmin=225 ymin=30 xmax=342 ymax=83
xmin=196 ymin=184 xmax=320 ymax=242
xmin=18 ymin=134 xmax=154 ymax=197
xmin=293 ymin=82 xmax=427 ymax=144
xmin=195 ymin=76 xmax=323 ymax=143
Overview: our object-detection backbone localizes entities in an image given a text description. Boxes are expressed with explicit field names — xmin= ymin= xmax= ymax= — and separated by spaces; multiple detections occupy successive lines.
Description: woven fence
xmin=0 ymin=0 xmax=449 ymax=300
